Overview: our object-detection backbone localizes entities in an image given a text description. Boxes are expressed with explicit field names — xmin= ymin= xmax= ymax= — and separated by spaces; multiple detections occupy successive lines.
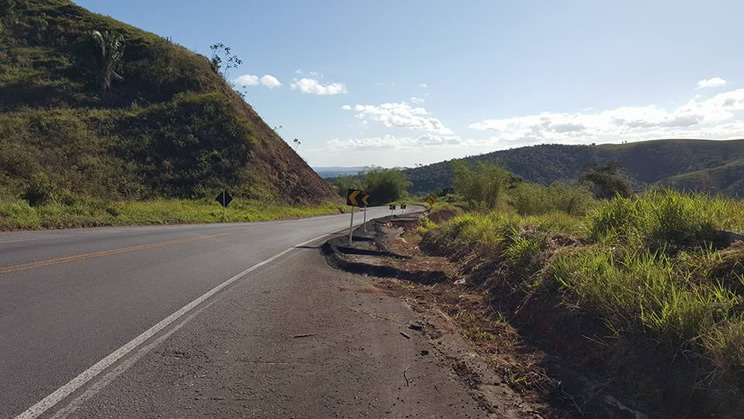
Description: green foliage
xmin=0 ymin=1 xmax=336 ymax=206
xmin=423 ymin=188 xmax=744 ymax=403
xmin=551 ymin=247 xmax=739 ymax=347
xmin=87 ymin=30 xmax=125 ymax=95
xmin=587 ymin=190 xmax=728 ymax=248
xmin=500 ymin=225 xmax=546 ymax=278
xmin=22 ymin=172 xmax=57 ymax=206
xmin=404 ymin=140 xmax=744 ymax=198
xmin=452 ymin=160 xmax=515 ymax=209
xmin=209 ymin=43 xmax=242 ymax=80
xmin=0 ymin=197 xmax=344 ymax=230
xmin=331 ymin=175 xmax=362 ymax=198
xmin=580 ymin=162 xmax=632 ymax=199
xmin=509 ymin=182 xmax=595 ymax=216
xmin=362 ymin=167 xmax=412 ymax=205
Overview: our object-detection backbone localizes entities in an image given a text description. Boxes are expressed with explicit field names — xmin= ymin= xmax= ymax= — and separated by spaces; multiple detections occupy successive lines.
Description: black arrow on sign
xmin=347 ymin=189 xmax=363 ymax=207
xmin=216 ymin=191 xmax=233 ymax=208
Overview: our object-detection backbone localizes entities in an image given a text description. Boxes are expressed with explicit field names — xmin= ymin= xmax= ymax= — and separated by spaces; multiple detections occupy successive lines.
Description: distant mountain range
xmin=313 ymin=167 xmax=368 ymax=179
xmin=404 ymin=139 xmax=744 ymax=197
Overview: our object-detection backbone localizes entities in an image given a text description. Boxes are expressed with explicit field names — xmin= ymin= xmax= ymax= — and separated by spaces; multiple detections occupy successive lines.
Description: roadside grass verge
xmin=0 ymin=198 xmax=345 ymax=230
xmin=421 ymin=189 xmax=744 ymax=416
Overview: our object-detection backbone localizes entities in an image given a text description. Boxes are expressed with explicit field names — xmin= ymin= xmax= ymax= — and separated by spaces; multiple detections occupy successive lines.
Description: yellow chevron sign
xmin=426 ymin=195 xmax=437 ymax=205
xmin=347 ymin=189 xmax=361 ymax=206
xmin=347 ymin=189 xmax=371 ymax=207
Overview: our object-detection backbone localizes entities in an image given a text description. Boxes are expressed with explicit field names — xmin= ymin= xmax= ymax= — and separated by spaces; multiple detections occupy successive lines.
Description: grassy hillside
xmin=406 ymin=139 xmax=744 ymax=196
xmin=0 ymin=0 xmax=336 ymax=205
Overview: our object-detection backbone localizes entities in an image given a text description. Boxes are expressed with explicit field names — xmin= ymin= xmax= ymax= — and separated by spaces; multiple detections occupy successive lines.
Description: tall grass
xmin=0 ymin=198 xmax=344 ymax=230
xmin=424 ymin=188 xmax=744 ymax=401
xmin=551 ymin=247 xmax=739 ymax=347
xmin=509 ymin=182 xmax=595 ymax=216
xmin=586 ymin=189 xmax=743 ymax=248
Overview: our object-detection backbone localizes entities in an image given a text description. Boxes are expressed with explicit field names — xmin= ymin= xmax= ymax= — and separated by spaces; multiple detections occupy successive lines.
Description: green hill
xmin=405 ymin=139 xmax=744 ymax=197
xmin=0 ymin=0 xmax=335 ymax=204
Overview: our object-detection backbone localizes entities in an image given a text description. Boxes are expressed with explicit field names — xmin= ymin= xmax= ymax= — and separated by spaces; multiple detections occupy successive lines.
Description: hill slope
xmin=0 ymin=0 xmax=335 ymax=204
xmin=405 ymin=139 xmax=744 ymax=197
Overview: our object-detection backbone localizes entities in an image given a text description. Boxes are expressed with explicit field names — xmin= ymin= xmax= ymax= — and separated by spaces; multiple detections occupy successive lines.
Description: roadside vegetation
xmin=0 ymin=1 xmax=339 ymax=230
xmin=0 ymin=198 xmax=344 ymax=230
xmin=419 ymin=160 xmax=744 ymax=416
xmin=330 ymin=167 xmax=412 ymax=205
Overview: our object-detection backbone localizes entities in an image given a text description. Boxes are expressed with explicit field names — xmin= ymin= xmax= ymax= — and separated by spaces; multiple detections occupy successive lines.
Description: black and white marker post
xmin=348 ymin=205 xmax=355 ymax=246
xmin=363 ymin=205 xmax=367 ymax=233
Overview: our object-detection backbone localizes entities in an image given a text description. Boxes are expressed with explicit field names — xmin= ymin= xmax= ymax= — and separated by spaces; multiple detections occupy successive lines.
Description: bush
xmin=22 ymin=172 xmax=57 ymax=206
xmin=362 ymin=168 xmax=412 ymax=205
xmin=331 ymin=175 xmax=362 ymax=199
xmin=452 ymin=160 xmax=516 ymax=209
xmin=509 ymin=182 xmax=595 ymax=216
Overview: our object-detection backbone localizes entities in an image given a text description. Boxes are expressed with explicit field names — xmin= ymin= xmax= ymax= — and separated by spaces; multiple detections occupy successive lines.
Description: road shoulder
xmin=61 ymin=241 xmax=523 ymax=418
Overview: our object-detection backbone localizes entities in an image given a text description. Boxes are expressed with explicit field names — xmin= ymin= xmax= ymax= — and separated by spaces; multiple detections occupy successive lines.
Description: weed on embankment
xmin=0 ymin=198 xmax=344 ymax=230
xmin=421 ymin=189 xmax=744 ymax=417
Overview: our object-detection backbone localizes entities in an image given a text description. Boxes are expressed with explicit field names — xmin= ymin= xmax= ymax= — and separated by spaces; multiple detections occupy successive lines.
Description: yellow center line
xmin=0 ymin=231 xmax=240 ymax=275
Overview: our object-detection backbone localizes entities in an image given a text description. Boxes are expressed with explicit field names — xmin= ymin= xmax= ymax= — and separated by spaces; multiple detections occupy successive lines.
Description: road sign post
xmin=363 ymin=206 xmax=367 ymax=233
xmin=222 ymin=190 xmax=226 ymax=222
xmin=348 ymin=206 xmax=354 ymax=246
xmin=215 ymin=190 xmax=233 ymax=222
xmin=346 ymin=189 xmax=370 ymax=245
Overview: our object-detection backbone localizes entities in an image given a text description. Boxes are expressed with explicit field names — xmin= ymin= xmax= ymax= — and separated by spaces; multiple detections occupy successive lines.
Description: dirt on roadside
xmin=324 ymin=214 xmax=652 ymax=419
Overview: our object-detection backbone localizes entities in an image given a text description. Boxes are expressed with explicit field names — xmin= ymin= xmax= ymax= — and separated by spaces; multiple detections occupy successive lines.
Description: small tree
xmin=452 ymin=160 xmax=514 ymax=209
xmin=363 ymin=167 xmax=412 ymax=205
xmin=88 ymin=30 xmax=125 ymax=95
xmin=331 ymin=175 xmax=363 ymax=198
xmin=209 ymin=43 xmax=242 ymax=80
xmin=581 ymin=162 xmax=632 ymax=199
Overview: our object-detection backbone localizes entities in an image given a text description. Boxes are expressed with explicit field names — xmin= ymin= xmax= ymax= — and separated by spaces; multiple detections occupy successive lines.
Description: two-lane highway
xmin=0 ymin=206 xmax=412 ymax=418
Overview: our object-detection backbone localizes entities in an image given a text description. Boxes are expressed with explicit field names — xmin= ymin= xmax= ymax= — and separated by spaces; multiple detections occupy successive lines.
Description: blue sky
xmin=76 ymin=0 xmax=744 ymax=168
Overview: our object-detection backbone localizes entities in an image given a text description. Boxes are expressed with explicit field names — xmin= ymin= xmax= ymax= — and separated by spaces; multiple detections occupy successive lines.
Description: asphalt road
xmin=0 ymin=206 xmax=417 ymax=418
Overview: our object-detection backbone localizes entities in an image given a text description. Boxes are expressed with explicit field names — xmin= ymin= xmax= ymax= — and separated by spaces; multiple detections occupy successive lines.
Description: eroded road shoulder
xmin=61 ymin=242 xmax=511 ymax=418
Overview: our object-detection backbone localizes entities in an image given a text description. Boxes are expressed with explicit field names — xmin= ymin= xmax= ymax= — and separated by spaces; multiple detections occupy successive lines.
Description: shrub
xmin=452 ymin=160 xmax=516 ymax=209
xmin=509 ymin=182 xmax=595 ymax=216
xmin=362 ymin=167 xmax=412 ymax=205
xmin=22 ymin=172 xmax=57 ymax=206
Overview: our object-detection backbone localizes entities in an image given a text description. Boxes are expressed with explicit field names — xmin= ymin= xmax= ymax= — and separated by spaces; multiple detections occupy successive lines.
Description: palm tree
xmin=88 ymin=30 xmax=125 ymax=95
xmin=293 ymin=138 xmax=301 ymax=151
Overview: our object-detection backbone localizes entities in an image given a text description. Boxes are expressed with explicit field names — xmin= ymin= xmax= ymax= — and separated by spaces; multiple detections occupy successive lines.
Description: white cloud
xmin=235 ymin=74 xmax=281 ymax=89
xmin=410 ymin=96 xmax=425 ymax=104
xmin=418 ymin=83 xmax=428 ymax=88
xmin=468 ymin=88 xmax=744 ymax=146
xmin=291 ymin=78 xmax=347 ymax=95
xmin=341 ymin=104 xmax=352 ymax=111
xmin=697 ymin=77 xmax=727 ymax=89
xmin=349 ymin=102 xmax=453 ymax=134
xmin=260 ymin=74 xmax=281 ymax=88
xmin=234 ymin=74 xmax=259 ymax=86
xmin=328 ymin=134 xmax=463 ymax=150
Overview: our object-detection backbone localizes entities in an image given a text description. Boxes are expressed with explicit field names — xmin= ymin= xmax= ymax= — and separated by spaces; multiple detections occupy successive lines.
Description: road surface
xmin=2 ymin=206 xmax=456 ymax=418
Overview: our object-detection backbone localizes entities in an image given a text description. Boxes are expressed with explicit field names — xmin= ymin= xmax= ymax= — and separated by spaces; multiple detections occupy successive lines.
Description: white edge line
xmin=15 ymin=232 xmax=331 ymax=419
xmin=49 ymin=300 xmax=218 ymax=419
